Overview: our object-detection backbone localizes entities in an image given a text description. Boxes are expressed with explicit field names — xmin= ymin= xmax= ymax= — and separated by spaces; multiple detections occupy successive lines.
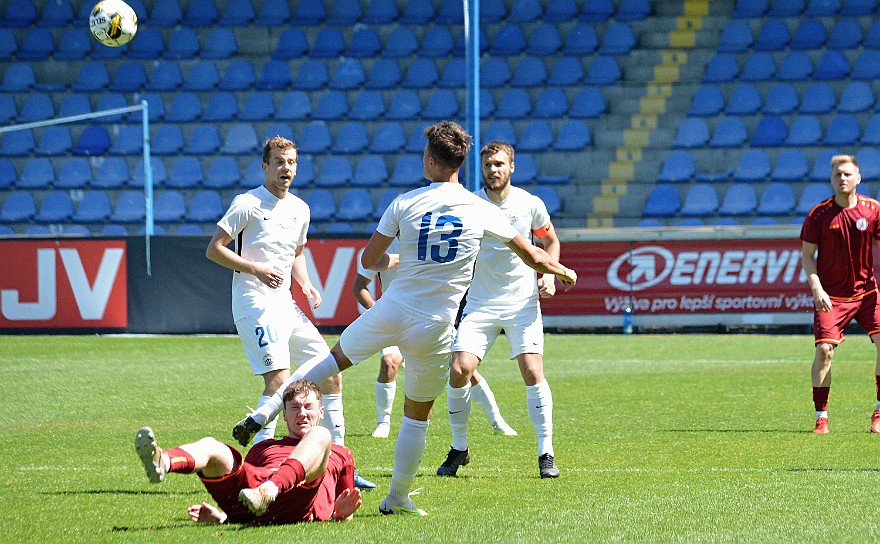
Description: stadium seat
xmin=305 ymin=190 xmax=336 ymax=221
xmin=310 ymin=28 xmax=344 ymax=58
xmin=762 ymin=83 xmax=798 ymax=114
xmin=734 ymin=150 xmax=772 ymax=182
xmin=0 ymin=63 xmax=36 ymax=92
xmin=93 ymin=157 xmax=129 ymax=189
xmin=548 ymin=57 xmax=585 ymax=86
xmin=4 ymin=0 xmax=36 ymax=27
xmin=484 ymin=121 xmax=517 ymax=146
xmin=255 ymin=60 xmax=293 ymax=90
xmin=352 ymin=155 xmax=389 ymax=187
xmin=0 ymin=95 xmax=13 ymax=125
xmin=153 ymin=191 xmax=186 ymax=223
xmin=679 ymin=184 xmax=719 ymax=217
xmin=827 ymin=18 xmax=862 ymax=49
xmin=533 ymin=88 xmax=569 ymax=119
xmin=386 ymin=90 xmax=421 ymax=120
xmin=642 ymin=186 xmax=681 ymax=217
xmin=739 ymin=52 xmax=776 ymax=82
xmin=150 ymin=0 xmax=182 ymax=26
xmin=725 ymin=85 xmax=762 ymax=115
xmin=56 ymin=157 xmax=92 ymax=189
xmin=600 ymin=23 xmax=635 ymax=55
xmin=511 ymin=154 xmax=538 ymax=184
xmin=402 ymin=58 xmax=439 ymax=89
xmin=709 ymin=117 xmax=747 ymax=148
xmin=436 ymin=0 xmax=463 ymax=23
xmin=418 ymin=26 xmax=454 ymax=58
xmin=374 ymin=189 xmax=402 ymax=218
xmin=58 ymin=95 xmax=90 ymax=120
xmin=183 ymin=61 xmax=220 ymax=91
xmin=796 ymin=183 xmax=833 ymax=214
xmin=532 ymin=186 xmax=562 ymax=215
xmin=55 ymin=28 xmax=91 ymax=60
xmin=204 ymin=157 xmax=241 ymax=189
xmin=776 ymin=51 xmax=813 ymax=80
xmin=292 ymin=59 xmax=328 ymax=90
xmin=0 ymin=128 xmax=34 ymax=156
xmin=813 ymin=50 xmax=849 ymax=80
xmin=341 ymin=28 xmax=379 ymax=59
xmin=405 ymin=122 xmax=431 ymax=153
xmin=841 ymin=0 xmax=875 ymax=15
xmin=18 ymin=93 xmax=53 ymax=124
xmin=18 ymin=157 xmax=54 ymax=189
xmin=658 ymin=151 xmax=696 ymax=183
xmin=292 ymin=0 xmax=326 ymax=24
xmin=718 ymin=20 xmax=753 ymax=52
xmin=756 ymin=182 xmax=795 ymax=215
xmin=110 ymin=62 xmax=147 ymax=92
xmin=273 ymin=28 xmax=308 ymax=59
xmin=1 ymin=191 xmax=35 ymax=222
xmin=0 ymin=29 xmax=14 ymax=60
xmin=480 ymin=57 xmax=512 ymax=88
xmin=490 ymin=25 xmax=526 ymax=56
xmin=164 ymin=27 xmax=199 ymax=59
xmin=72 ymin=125 xmax=110 ymax=156
xmin=362 ymin=0 xmax=398 ymax=24
xmin=785 ymin=115 xmax=821 ymax=146
xmin=130 ymin=157 xmax=167 ymax=188
xmin=479 ymin=89 xmax=495 ymax=119
xmin=166 ymin=157 xmax=204 ymax=189
xmin=856 ymin=149 xmax=880 ymax=180
xmin=238 ymin=92 xmax=275 ymax=121
xmin=0 ymin=159 xmax=14 ymax=190
xmin=336 ymin=189 xmax=374 ymax=221
xmin=580 ymin=0 xmax=615 ymax=20
xmin=186 ymin=190 xmax=223 ymax=222
xmin=389 ymin=155 xmax=426 ymax=187
xmin=495 ymin=89 xmax=531 ymax=119
xmin=99 ymin=224 xmax=129 ymax=236
xmin=364 ymin=58 xmax=402 ymax=90
xmin=73 ymin=191 xmax=111 ymax=223
xmin=452 ymin=27 xmax=490 ymax=57
xmin=584 ymin=55 xmax=621 ymax=86
xmin=145 ymin=62 xmax=182 ymax=92
xmin=327 ymin=0 xmax=361 ymax=24
xmin=151 ymin=125 xmax=184 ymax=155
xmin=805 ymin=0 xmax=840 ymax=15
xmin=277 ymin=91 xmax=312 ymax=120
xmin=437 ymin=58 xmax=465 ymax=88
xmin=718 ymin=184 xmax=757 ymax=215
xmin=527 ymin=24 xmax=562 ymax=56
xmin=296 ymin=122 xmax=332 ymax=154
xmin=616 ymin=0 xmax=650 ymax=20
xmin=772 ymin=149 xmax=809 ymax=181
xmin=17 ymin=28 xmax=53 ymax=60
xmin=41 ymin=0 xmax=74 ymax=26
xmin=253 ymin=0 xmax=290 ymax=24
xmin=108 ymin=125 xmax=142 ymax=155
xmin=384 ymin=27 xmax=418 ymax=58
xmin=822 ymin=114 xmax=860 ymax=146
xmin=553 ymin=121 xmax=592 ymax=151
xmin=368 ymin=122 xmax=406 ymax=153
xmin=507 ymin=0 xmax=541 ymax=22
xmin=130 ymin=93 xmax=165 ymax=122
xmin=511 ymin=57 xmax=547 ymax=87
xmin=165 ymin=92 xmax=202 ymax=122
xmin=750 ymin=116 xmax=787 ymax=146
xmin=518 ymin=121 xmax=554 ymax=152
xmin=851 ymin=50 xmax=880 ymax=80
xmin=128 ymin=28 xmax=165 ymax=60
xmin=219 ymin=0 xmax=255 ymax=26
xmin=791 ymin=19 xmax=826 ymax=50
xmin=673 ymin=118 xmax=710 ymax=148
xmin=241 ymin=157 xmax=265 ymax=187
xmin=329 ymin=58 xmax=365 ymax=90
xmin=313 ymin=90 xmax=348 ymax=120
xmin=332 ymin=124 xmax=368 ymax=154
xmin=423 ymin=90 xmax=458 ymax=119
xmin=202 ymin=92 xmax=238 ymax=122
xmin=349 ymin=90 xmax=385 ymax=121
xmin=34 ymin=126 xmax=72 ymax=156
xmin=111 ymin=191 xmax=147 ymax=223
xmin=262 ymin=122 xmax=294 ymax=143
xmin=219 ymin=60 xmax=256 ymax=91
xmin=688 ymin=86 xmax=724 ymax=116
xmin=809 ymin=149 xmax=842 ymax=181
xmin=220 ymin=123 xmax=258 ymax=154
xmin=769 ymin=0 xmax=805 ymax=16
xmin=838 ymin=81 xmax=874 ymax=113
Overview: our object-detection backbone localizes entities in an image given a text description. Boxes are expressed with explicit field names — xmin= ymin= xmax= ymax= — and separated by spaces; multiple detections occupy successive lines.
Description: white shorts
xmin=452 ymin=304 xmax=544 ymax=360
xmin=340 ymin=297 xmax=452 ymax=402
xmin=235 ymin=303 xmax=329 ymax=376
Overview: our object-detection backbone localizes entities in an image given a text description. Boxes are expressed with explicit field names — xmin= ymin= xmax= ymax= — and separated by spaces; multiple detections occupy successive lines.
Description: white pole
xmin=141 ymin=100 xmax=154 ymax=276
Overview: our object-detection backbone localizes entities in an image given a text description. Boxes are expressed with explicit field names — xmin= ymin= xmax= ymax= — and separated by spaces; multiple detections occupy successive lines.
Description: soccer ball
xmin=89 ymin=0 xmax=137 ymax=47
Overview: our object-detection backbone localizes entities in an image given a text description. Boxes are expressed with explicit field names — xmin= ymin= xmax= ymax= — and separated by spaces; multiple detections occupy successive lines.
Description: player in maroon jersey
xmin=134 ymin=380 xmax=361 ymax=524
xmin=800 ymin=154 xmax=880 ymax=434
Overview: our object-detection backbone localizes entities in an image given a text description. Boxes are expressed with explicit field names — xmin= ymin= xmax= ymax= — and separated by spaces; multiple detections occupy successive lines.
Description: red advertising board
xmin=540 ymin=239 xmax=811 ymax=316
xmin=0 ymin=240 xmax=127 ymax=328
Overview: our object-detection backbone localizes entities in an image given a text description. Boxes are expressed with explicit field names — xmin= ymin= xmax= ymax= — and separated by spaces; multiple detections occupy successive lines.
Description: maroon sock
xmin=269 ymin=458 xmax=306 ymax=492
xmin=165 ymin=447 xmax=196 ymax=474
xmin=813 ymin=386 xmax=830 ymax=412
xmin=875 ymin=376 xmax=880 ymax=402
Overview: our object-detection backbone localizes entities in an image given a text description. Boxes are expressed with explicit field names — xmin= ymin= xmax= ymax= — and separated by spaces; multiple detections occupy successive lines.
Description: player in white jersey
xmin=206 ymin=136 xmax=375 ymax=489
xmin=232 ymin=122 xmax=577 ymax=516
xmin=437 ymin=141 xmax=563 ymax=480
xmin=352 ymin=240 xmax=516 ymax=439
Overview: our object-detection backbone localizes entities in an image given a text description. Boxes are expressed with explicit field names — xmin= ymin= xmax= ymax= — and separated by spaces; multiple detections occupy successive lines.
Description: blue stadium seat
xmin=369 ymin=122 xmax=406 ymax=153
xmin=585 ymin=56 xmax=621 ymax=85
xmin=18 ymin=157 xmax=54 ymax=189
xmin=791 ymin=19 xmax=826 ymax=50
xmin=262 ymin=122 xmax=294 ymax=142
xmin=785 ymin=116 xmax=821 ymax=146
xmin=480 ymin=89 xmax=495 ymax=119
xmin=313 ymin=90 xmax=349 ymax=120
xmin=384 ymin=27 xmax=418 ymax=58
xmin=809 ymin=149 xmax=842 ymax=181
xmin=419 ymin=26 xmax=454 ymax=58
xmin=769 ymin=0 xmax=804 ymax=16
xmin=553 ymin=120 xmax=593 ymax=151
xmin=186 ymin=190 xmax=223 ymax=222
xmin=511 ymin=57 xmax=547 ymax=87
xmin=175 ymin=224 xmax=203 ymax=235
xmin=776 ymin=51 xmax=813 ymax=80
xmin=733 ymin=150 xmax=772 ymax=181
xmin=1 ymin=63 xmax=36 ymax=92
xmin=374 ymin=189 xmax=402 ymax=218
xmin=762 ymin=83 xmax=798 ymax=114
xmin=34 ymin=125 xmax=72 ymax=158
xmin=0 ymin=95 xmax=13 ymax=124
xmin=18 ymin=28 xmax=53 ymax=60
xmin=642 ymin=186 xmax=681 ymax=217
xmin=386 ymin=90 xmax=421 ymax=120
xmin=365 ymin=58 xmax=402 ymax=89
xmin=851 ymin=50 xmax=880 ymax=80
xmin=219 ymin=60 xmax=256 ymax=91
xmin=165 ymin=92 xmax=202 ymax=122
xmin=292 ymin=0 xmax=326 ymax=24
xmin=805 ymin=0 xmax=840 ymax=15
xmin=423 ymin=90 xmax=458 ymax=119
xmin=290 ymin=155 xmax=314 ymax=186
xmin=838 ymin=81 xmax=874 ymax=113
xmin=657 ymin=151 xmax=696 ymax=183
xmin=476 ymin=0 xmax=505 ymax=21
xmin=637 ymin=218 xmax=664 ymax=228
xmin=273 ymin=28 xmax=308 ymax=60
xmin=204 ymin=157 xmax=241 ymax=189
xmin=202 ymin=28 xmax=238 ymax=59
xmin=772 ymin=149 xmax=809 ymax=181
xmin=363 ymin=0 xmax=398 ymax=23
xmin=490 ymin=25 xmax=526 ymax=56
xmin=495 ymin=89 xmax=531 ymax=119
xmin=510 ymin=154 xmax=538 ymax=184
xmin=0 ymin=158 xmax=15 ymax=190
xmin=544 ymin=0 xmax=577 ymax=21
xmin=128 ymin=28 xmax=165 ymax=60
xmin=718 ymin=183 xmax=757 ymax=215
xmin=739 ymin=52 xmax=776 ymax=82
xmin=306 ymin=190 xmax=336 ymax=221
xmin=93 ymin=157 xmax=129 ymax=189
xmin=402 ymin=58 xmax=439 ymax=89
xmin=616 ymin=0 xmax=650 ymax=20
xmin=750 ymin=116 xmax=787 ymax=146
xmin=145 ymin=62 xmax=183 ymax=92
xmin=202 ymin=92 xmax=239 ymax=122
xmin=239 ymin=92 xmax=275 ymax=121
xmin=99 ymin=224 xmax=130 ymax=236
xmin=1 ymin=191 xmax=35 ymax=222
xmin=480 ymin=57 xmax=512 ymax=88
xmin=679 ymin=184 xmax=719 ymax=217
xmin=40 ymin=0 xmax=74 ymax=26
xmin=59 ymin=95 xmax=90 ymax=120
xmin=19 ymin=93 xmax=54 ymax=123
xmin=219 ymin=0 xmax=255 ymax=26
xmin=131 ymin=159 xmax=169 ymax=189
xmin=533 ymin=88 xmax=569 ymax=119
xmin=600 ymin=23 xmax=635 ymax=55
xmin=856 ymin=149 xmax=880 ymax=180
xmin=841 ymin=0 xmax=875 ymax=15
xmin=73 ymin=191 xmax=111 ymax=223
xmin=548 ymin=57 xmax=584 ymax=86
xmin=329 ymin=58 xmax=365 ymax=90
xmin=0 ymin=128 xmax=34 ymax=156
xmin=167 ymin=157 xmax=204 ymax=189
xmin=277 ymin=91 xmax=311 ymax=121
xmin=254 ymin=60 xmax=292 ymax=91
xmin=673 ymin=118 xmax=709 ymax=148
xmin=73 ymin=125 xmax=110 ymax=156
xmin=332 ymin=123 xmax=368 ymax=154
xmin=310 ymin=28 xmax=344 ymax=58
xmin=405 ymin=122 xmax=431 ymax=153
xmin=346 ymin=27 xmax=380 ymax=58
xmin=757 ymin=182 xmax=795 ymax=215
xmin=296 ymin=122 xmax=332 ymax=154
xmin=827 ymin=18 xmax=862 ymax=49
xmin=110 ymin=62 xmax=147 ymax=92
xmin=111 ymin=191 xmax=147 ymax=223
xmin=866 ymin=22 xmax=880 ymax=49
xmin=580 ymin=0 xmax=615 ymax=20
xmin=813 ymin=50 xmax=849 ymax=80
xmin=389 ymin=155 xmax=426 ymax=187
xmin=822 ymin=114 xmax=860 ymax=145
xmin=532 ymin=186 xmax=562 ymax=215
xmin=34 ymin=191 xmax=72 ymax=223
xmin=183 ymin=61 xmax=219 ymax=91
xmin=0 ymin=28 xmax=16 ymax=60
xmin=55 ymin=28 xmax=91 ymax=60
xmin=220 ymin=123 xmax=258 ymax=154
xmin=436 ymin=0 xmax=463 ymax=23
xmin=752 ymin=19 xmax=791 ymax=51
xmin=507 ymin=0 xmax=542 ymax=22
xmin=151 ymin=125 xmax=184 ymax=155
xmin=254 ymin=0 xmax=291 ymax=25
xmin=688 ymin=86 xmax=724 ymax=116
xmin=452 ymin=27 xmax=490 ymax=57
xmin=349 ymin=90 xmax=385 ymax=121
xmin=184 ymin=0 xmax=219 ymax=26
xmin=725 ymin=85 xmax=761 ymax=115
xmin=153 ymin=191 xmax=186 ymax=223
xmin=709 ymin=117 xmax=747 ymax=148
xmin=336 ymin=189 xmax=374 ymax=221
xmin=718 ymin=20 xmax=753 ymax=52
xmin=352 ymin=155 xmax=389 ymax=187
xmin=292 ymin=59 xmax=328 ymax=90
xmin=151 ymin=0 xmax=182 ymax=26
xmin=569 ymin=89 xmax=606 ymax=119
xmin=518 ymin=121 xmax=554 ymax=152
xmin=527 ymin=23 xmax=562 ymax=56
xmin=328 ymin=0 xmax=362 ymax=24
xmin=796 ymin=183 xmax=833 ymax=214
xmin=57 ymin=158 xmax=92 ymax=189
xmin=129 ymin=92 xmax=165 ymax=123
xmin=109 ymin=125 xmax=142 ymax=155
xmin=484 ymin=121 xmax=517 ymax=146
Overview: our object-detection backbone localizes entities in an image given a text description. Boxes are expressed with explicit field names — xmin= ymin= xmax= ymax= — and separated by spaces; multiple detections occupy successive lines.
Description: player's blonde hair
xmin=262 ymin=136 xmax=297 ymax=165
xmin=282 ymin=380 xmax=322 ymax=406
xmin=480 ymin=141 xmax=515 ymax=163
xmin=424 ymin=121 xmax=473 ymax=170
xmin=831 ymin=154 xmax=859 ymax=170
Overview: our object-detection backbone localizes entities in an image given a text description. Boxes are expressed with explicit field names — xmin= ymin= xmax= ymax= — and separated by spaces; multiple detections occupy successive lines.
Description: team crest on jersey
xmin=857 ymin=217 xmax=869 ymax=231
xmin=263 ymin=354 xmax=273 ymax=367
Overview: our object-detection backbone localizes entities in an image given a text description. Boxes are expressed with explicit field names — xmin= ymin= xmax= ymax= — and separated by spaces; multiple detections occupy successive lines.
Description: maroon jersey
xmin=801 ymin=195 xmax=880 ymax=300
xmin=201 ymin=437 xmax=355 ymax=525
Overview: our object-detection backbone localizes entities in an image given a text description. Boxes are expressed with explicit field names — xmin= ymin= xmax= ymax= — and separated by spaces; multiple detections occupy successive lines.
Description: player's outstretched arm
xmin=332 ymin=488 xmax=362 ymax=521
xmin=188 ymin=502 xmax=227 ymax=524
xmin=505 ymin=234 xmax=577 ymax=289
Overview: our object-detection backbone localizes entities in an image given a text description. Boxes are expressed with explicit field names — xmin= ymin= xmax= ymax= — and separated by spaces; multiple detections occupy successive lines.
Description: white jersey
xmin=217 ymin=185 xmax=310 ymax=321
xmin=465 ymin=186 xmax=551 ymax=312
xmin=376 ymin=182 xmax=518 ymax=322
xmin=356 ymin=238 xmax=400 ymax=288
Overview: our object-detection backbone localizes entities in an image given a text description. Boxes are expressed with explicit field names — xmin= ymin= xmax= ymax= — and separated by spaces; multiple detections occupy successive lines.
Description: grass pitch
xmin=3 ymin=333 xmax=880 ymax=543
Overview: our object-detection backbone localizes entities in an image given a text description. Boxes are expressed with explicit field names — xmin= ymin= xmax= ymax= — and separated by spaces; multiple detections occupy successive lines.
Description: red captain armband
xmin=532 ymin=222 xmax=552 ymax=239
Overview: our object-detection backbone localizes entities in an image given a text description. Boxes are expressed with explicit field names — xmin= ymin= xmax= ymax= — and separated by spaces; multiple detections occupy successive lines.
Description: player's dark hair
xmin=480 ymin=141 xmax=515 ymax=164
xmin=262 ymin=136 xmax=297 ymax=165
xmin=282 ymin=380 xmax=322 ymax=406
xmin=424 ymin=121 xmax=473 ymax=170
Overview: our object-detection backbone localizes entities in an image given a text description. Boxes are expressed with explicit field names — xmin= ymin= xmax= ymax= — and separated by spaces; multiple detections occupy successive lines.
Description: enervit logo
xmin=607 ymin=247 xmax=675 ymax=291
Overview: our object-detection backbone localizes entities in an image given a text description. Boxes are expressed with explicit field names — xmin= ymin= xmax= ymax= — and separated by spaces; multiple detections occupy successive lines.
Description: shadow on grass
xmin=662 ymin=429 xmax=803 ymax=433
xmin=46 ymin=489 xmax=202 ymax=496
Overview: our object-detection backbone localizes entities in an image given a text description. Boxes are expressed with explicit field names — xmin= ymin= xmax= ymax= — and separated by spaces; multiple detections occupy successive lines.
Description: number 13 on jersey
xmin=417 ymin=212 xmax=462 ymax=263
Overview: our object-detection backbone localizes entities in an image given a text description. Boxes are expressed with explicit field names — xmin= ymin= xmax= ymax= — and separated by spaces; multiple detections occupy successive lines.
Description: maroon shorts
xmin=814 ymin=291 xmax=880 ymax=345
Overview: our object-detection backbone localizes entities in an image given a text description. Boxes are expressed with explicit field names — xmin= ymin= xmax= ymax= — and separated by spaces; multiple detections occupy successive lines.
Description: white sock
xmin=447 ymin=384 xmax=471 ymax=451
xmin=321 ymin=393 xmax=345 ymax=446
xmin=376 ymin=381 xmax=396 ymax=425
xmin=526 ymin=381 xmax=553 ymax=457
xmin=386 ymin=416 xmax=429 ymax=505
xmin=258 ymin=480 xmax=279 ymax=500
xmin=252 ymin=352 xmax=338 ymax=425
xmin=470 ymin=380 xmax=503 ymax=428
xmin=253 ymin=395 xmax=278 ymax=444
xmin=816 ymin=410 xmax=828 ymax=420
